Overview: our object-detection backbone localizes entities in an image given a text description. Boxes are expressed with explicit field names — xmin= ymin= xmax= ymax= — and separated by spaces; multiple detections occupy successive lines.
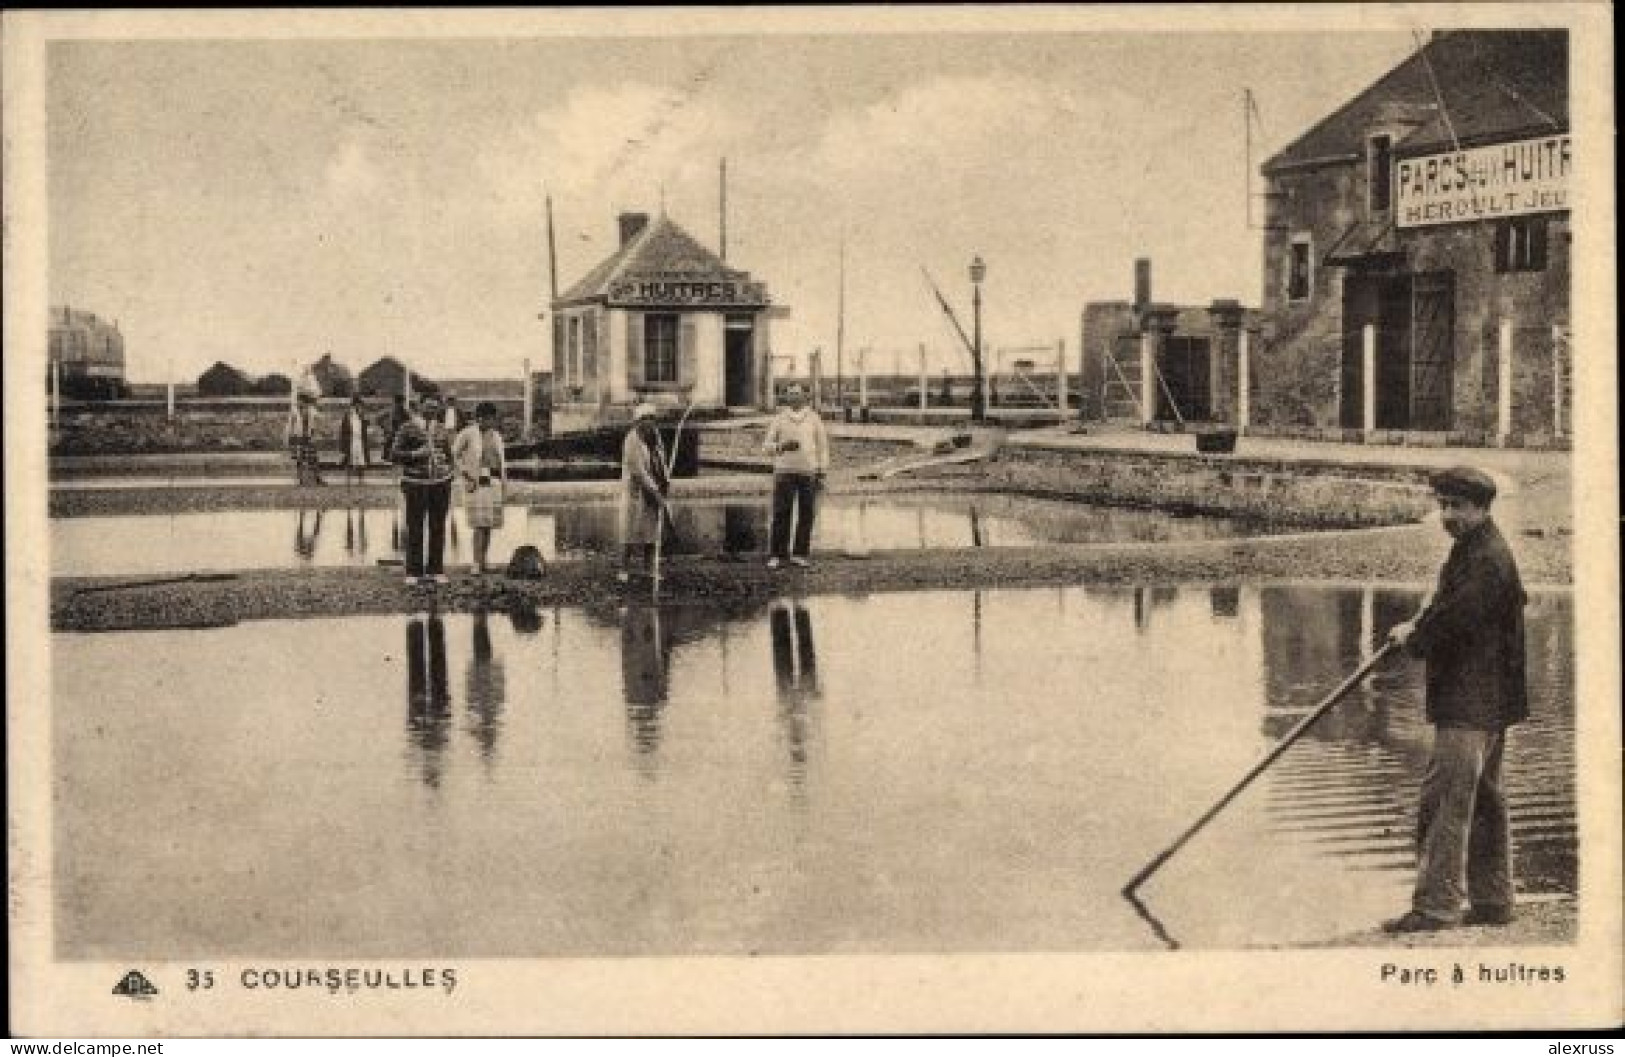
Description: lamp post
xmin=969 ymin=255 xmax=987 ymax=423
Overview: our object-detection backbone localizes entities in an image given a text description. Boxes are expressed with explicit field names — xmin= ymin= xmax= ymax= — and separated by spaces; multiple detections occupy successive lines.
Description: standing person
xmin=383 ymin=394 xmax=410 ymax=456
xmin=339 ymin=393 xmax=373 ymax=487
xmin=286 ymin=391 xmax=324 ymax=486
xmin=762 ymin=383 xmax=829 ymax=569
xmin=389 ymin=393 xmax=455 ymax=586
xmin=1382 ymin=466 xmax=1528 ymax=933
xmin=454 ymin=401 xmax=508 ymax=575
xmin=618 ymin=403 xmax=674 ymax=584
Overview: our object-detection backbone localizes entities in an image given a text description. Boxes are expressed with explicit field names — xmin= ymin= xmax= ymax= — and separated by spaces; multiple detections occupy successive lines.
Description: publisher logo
xmin=112 ymin=970 xmax=159 ymax=1000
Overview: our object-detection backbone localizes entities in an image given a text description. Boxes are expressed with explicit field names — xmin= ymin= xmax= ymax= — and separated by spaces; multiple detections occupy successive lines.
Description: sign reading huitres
xmin=607 ymin=276 xmax=770 ymax=308
xmin=1396 ymin=133 xmax=1571 ymax=228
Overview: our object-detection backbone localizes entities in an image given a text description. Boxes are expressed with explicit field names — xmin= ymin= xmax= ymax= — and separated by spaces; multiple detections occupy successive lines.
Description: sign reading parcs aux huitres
xmin=1396 ymin=133 xmax=1571 ymax=228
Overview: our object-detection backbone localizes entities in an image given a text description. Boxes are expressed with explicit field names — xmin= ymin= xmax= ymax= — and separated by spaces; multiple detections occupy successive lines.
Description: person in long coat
xmin=1383 ymin=466 xmax=1528 ymax=933
xmin=286 ymin=391 xmax=324 ymax=486
xmin=339 ymin=394 xmax=373 ymax=486
xmin=618 ymin=403 xmax=674 ymax=583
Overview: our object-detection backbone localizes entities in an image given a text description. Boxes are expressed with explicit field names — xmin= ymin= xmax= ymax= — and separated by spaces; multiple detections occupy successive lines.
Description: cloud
xmin=476 ymin=81 xmax=749 ymax=225
xmin=813 ymin=75 xmax=1112 ymax=175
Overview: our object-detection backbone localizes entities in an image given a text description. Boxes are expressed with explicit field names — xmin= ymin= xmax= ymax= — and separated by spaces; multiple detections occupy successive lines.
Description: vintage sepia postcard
xmin=6 ymin=4 xmax=1619 ymax=1037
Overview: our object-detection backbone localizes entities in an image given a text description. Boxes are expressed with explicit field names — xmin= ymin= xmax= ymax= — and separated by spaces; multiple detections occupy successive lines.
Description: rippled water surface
xmin=53 ymin=586 xmax=1574 ymax=958
xmin=51 ymin=494 xmax=1292 ymax=577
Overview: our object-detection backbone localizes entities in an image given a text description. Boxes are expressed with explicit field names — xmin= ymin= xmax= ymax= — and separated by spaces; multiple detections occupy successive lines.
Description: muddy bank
xmin=1289 ymin=898 xmax=1576 ymax=950
xmin=54 ymin=517 xmax=1558 ymax=632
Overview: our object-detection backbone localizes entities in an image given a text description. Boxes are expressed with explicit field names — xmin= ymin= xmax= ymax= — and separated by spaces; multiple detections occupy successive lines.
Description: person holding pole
xmin=1381 ymin=466 xmax=1528 ymax=933
xmin=763 ymin=383 xmax=829 ymax=569
xmin=618 ymin=403 xmax=674 ymax=584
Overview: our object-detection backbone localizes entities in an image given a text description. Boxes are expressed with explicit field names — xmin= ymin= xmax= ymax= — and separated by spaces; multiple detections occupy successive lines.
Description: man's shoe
xmin=616 ymin=570 xmax=631 ymax=584
xmin=790 ymin=556 xmax=811 ymax=568
xmin=1463 ymin=904 xmax=1515 ymax=926
xmin=1381 ymin=911 xmax=1453 ymax=934
xmin=431 ymin=573 xmax=450 ymax=585
xmin=766 ymin=558 xmax=782 ymax=570
xmin=403 ymin=576 xmax=420 ymax=587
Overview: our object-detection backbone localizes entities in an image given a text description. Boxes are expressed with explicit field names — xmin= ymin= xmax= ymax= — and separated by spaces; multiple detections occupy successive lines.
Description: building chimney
xmin=618 ymin=212 xmax=650 ymax=247
xmin=1134 ymin=259 xmax=1152 ymax=311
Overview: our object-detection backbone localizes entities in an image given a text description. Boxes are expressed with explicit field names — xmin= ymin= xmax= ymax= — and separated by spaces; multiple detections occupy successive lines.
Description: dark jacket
xmin=338 ymin=407 xmax=372 ymax=467
xmin=388 ymin=417 xmax=454 ymax=486
xmin=1406 ymin=519 xmax=1528 ymax=730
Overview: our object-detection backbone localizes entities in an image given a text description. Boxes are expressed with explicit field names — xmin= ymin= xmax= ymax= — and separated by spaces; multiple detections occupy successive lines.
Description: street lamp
xmin=969 ymin=255 xmax=987 ymax=423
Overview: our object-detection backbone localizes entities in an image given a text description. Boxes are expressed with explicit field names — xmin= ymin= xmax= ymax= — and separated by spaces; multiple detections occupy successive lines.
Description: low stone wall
xmin=955 ymin=446 xmax=1433 ymax=528
xmin=50 ymin=400 xmax=527 ymax=456
xmin=699 ymin=426 xmax=914 ymax=470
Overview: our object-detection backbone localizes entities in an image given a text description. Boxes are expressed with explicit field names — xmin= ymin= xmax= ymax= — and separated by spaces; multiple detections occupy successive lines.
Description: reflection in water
xmin=343 ymin=507 xmax=369 ymax=557
xmin=51 ymin=586 xmax=1575 ymax=958
xmin=56 ymin=494 xmax=1308 ymax=579
xmin=405 ymin=616 xmax=451 ymax=789
xmin=770 ymin=602 xmax=820 ymax=795
xmin=507 ymin=602 xmax=544 ymax=636
xmin=620 ymin=603 xmax=673 ymax=765
xmin=294 ymin=508 xmax=323 ymax=562
xmin=464 ymin=611 xmax=506 ymax=764
xmin=1257 ymin=586 xmax=1577 ymax=895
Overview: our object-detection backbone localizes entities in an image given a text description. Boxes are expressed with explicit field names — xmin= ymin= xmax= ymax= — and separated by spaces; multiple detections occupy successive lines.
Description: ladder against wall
xmin=1102 ymin=334 xmax=1144 ymax=422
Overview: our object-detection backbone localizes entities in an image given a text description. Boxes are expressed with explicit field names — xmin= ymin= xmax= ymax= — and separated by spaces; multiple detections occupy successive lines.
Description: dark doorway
xmin=1156 ymin=336 xmax=1212 ymax=422
xmin=725 ymin=316 xmax=755 ymax=407
xmin=1341 ymin=272 xmax=1453 ymax=431
xmin=1409 ymin=273 xmax=1455 ymax=431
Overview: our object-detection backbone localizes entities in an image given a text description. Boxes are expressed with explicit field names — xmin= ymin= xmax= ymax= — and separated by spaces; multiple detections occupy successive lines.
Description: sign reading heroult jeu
xmin=1396 ymin=134 xmax=1571 ymax=228
xmin=607 ymin=277 xmax=770 ymax=307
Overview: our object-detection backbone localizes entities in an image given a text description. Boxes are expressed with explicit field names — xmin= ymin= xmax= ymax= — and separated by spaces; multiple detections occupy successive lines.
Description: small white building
xmin=551 ymin=212 xmax=781 ymax=432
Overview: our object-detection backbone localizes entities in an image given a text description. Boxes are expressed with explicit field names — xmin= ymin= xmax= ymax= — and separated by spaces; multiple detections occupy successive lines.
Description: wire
xmin=1467 ymin=35 xmax=1563 ymax=131
xmin=1413 ymin=29 xmax=1460 ymax=153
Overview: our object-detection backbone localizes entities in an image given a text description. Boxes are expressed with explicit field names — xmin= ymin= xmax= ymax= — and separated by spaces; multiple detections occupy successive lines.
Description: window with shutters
xmin=1287 ymin=235 xmax=1313 ymax=302
xmin=645 ymin=313 xmax=679 ymax=383
xmin=1494 ymin=217 xmax=1548 ymax=273
xmin=1367 ymin=135 xmax=1393 ymax=214
xmin=582 ymin=308 xmax=598 ymax=382
xmin=567 ymin=316 xmax=582 ymax=385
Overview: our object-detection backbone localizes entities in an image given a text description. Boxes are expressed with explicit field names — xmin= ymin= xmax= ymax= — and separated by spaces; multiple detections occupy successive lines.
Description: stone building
xmin=49 ymin=304 xmax=126 ymax=398
xmin=551 ymin=211 xmax=779 ymax=432
xmin=1257 ymin=30 xmax=1569 ymax=445
xmin=1080 ymin=259 xmax=1260 ymax=428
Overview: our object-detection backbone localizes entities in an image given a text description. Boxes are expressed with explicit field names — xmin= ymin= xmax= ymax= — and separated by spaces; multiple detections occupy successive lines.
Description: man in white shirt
xmin=762 ymin=384 xmax=830 ymax=569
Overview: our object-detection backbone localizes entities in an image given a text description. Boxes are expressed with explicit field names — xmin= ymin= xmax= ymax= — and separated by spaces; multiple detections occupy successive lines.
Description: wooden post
xmin=1362 ymin=324 xmax=1376 ymax=435
xmin=1498 ymin=317 xmax=1514 ymax=444
xmin=166 ymin=377 xmax=175 ymax=421
xmin=50 ymin=354 xmax=60 ymax=430
xmin=522 ymin=356 xmax=533 ymax=440
xmin=1238 ymin=328 xmax=1251 ymax=433
xmin=858 ymin=347 xmax=869 ymax=412
xmin=918 ymin=342 xmax=928 ymax=420
xmin=1055 ymin=338 xmax=1067 ymax=420
xmin=1553 ymin=324 xmax=1565 ymax=437
xmin=1139 ymin=331 xmax=1156 ymax=425
xmin=809 ymin=349 xmax=822 ymax=411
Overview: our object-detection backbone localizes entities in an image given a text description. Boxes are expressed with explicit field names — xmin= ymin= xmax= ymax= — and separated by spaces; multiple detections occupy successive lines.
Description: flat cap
xmin=1429 ymin=465 xmax=1497 ymax=505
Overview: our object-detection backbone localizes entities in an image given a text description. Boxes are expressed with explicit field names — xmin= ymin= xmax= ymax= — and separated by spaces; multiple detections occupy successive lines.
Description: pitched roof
xmin=1263 ymin=31 xmax=1567 ymax=174
xmin=556 ymin=214 xmax=749 ymax=305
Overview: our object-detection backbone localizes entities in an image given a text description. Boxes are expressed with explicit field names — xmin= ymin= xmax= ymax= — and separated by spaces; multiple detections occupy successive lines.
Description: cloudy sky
xmin=47 ymin=22 xmax=1419 ymax=383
